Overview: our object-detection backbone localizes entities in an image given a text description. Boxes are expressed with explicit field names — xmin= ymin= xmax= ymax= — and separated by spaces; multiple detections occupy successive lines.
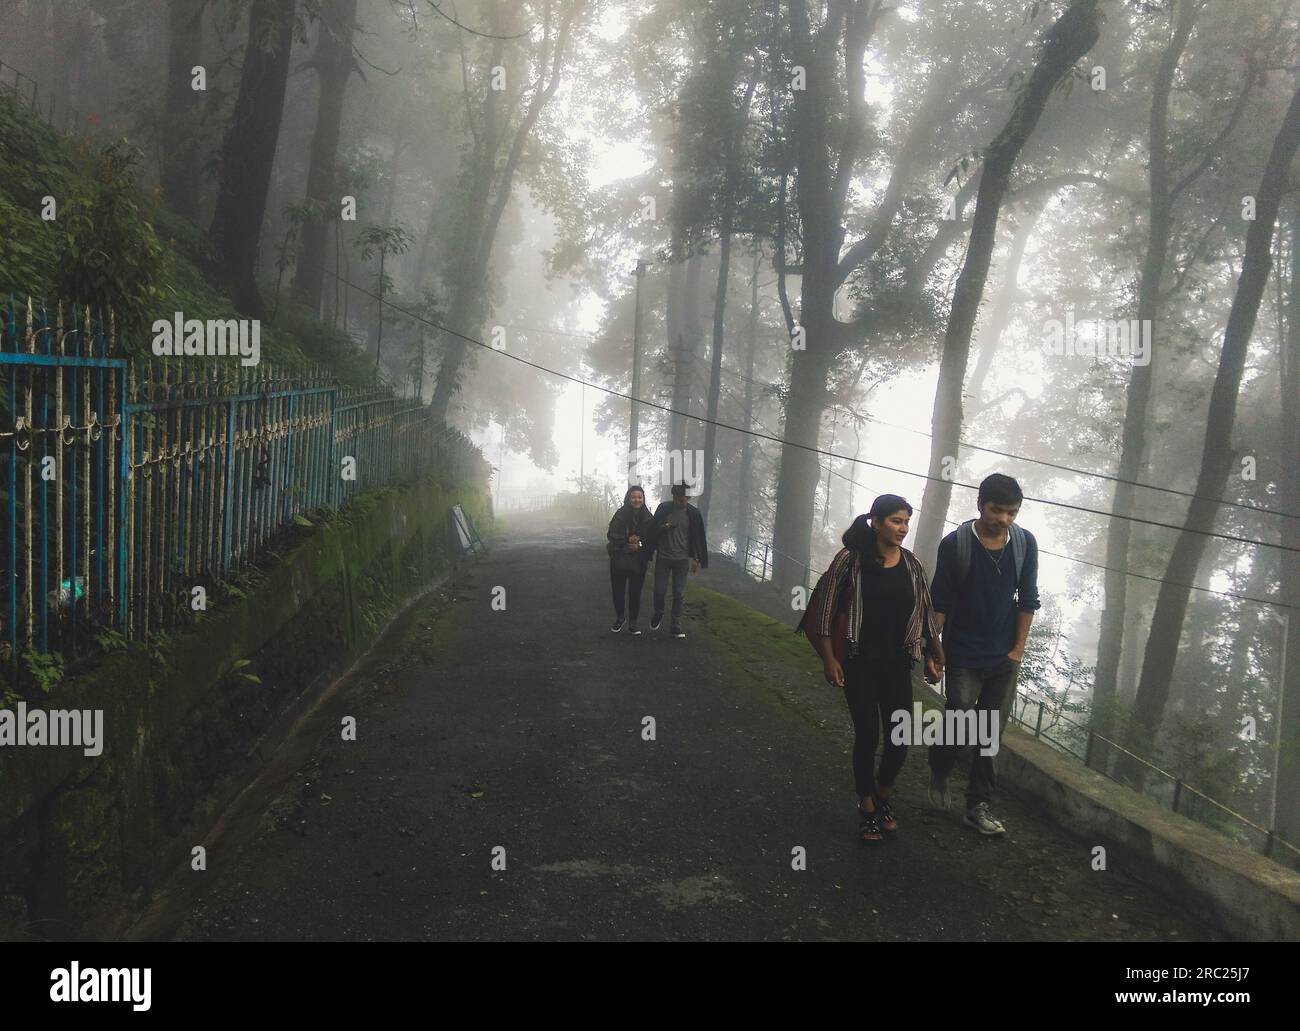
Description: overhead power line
xmin=712 ymin=381 xmax=1289 ymax=611
xmin=673 ymin=349 xmax=1299 ymax=522
xmin=322 ymin=270 xmax=1300 ymax=563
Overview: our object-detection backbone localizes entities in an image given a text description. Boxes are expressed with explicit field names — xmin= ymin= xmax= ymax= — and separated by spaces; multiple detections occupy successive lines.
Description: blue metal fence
xmin=1 ymin=301 xmax=473 ymax=665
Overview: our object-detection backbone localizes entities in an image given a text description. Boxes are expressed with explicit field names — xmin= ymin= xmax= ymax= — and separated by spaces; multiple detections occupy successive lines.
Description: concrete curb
xmin=1000 ymin=729 xmax=1300 ymax=941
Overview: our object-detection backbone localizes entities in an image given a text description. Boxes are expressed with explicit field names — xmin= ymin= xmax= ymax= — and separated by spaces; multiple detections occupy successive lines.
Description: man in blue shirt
xmin=927 ymin=474 xmax=1040 ymax=834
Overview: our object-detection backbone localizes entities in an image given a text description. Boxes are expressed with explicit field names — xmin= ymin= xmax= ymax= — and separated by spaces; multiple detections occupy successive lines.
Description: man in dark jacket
xmin=647 ymin=482 xmax=708 ymax=638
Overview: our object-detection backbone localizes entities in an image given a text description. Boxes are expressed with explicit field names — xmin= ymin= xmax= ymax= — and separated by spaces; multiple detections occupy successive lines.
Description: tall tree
xmin=1090 ymin=0 xmax=1258 ymax=748
xmin=766 ymin=0 xmax=1028 ymax=589
xmin=429 ymin=0 xmax=589 ymax=424
xmin=210 ymin=0 xmax=298 ymax=316
xmin=1275 ymin=195 xmax=1300 ymax=847
xmin=291 ymin=0 xmax=359 ymax=315
xmin=734 ymin=246 xmax=764 ymax=549
xmin=700 ymin=54 xmax=759 ymax=521
xmin=768 ymin=0 xmax=890 ymax=590
xmin=161 ymin=0 xmax=206 ymax=222
xmin=1125 ymin=83 xmax=1300 ymax=774
xmin=913 ymin=0 xmax=1102 ymax=565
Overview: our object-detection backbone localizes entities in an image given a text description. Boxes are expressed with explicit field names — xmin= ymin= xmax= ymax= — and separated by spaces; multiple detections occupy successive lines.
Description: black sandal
xmin=858 ymin=806 xmax=883 ymax=843
xmin=875 ymin=795 xmax=898 ymax=834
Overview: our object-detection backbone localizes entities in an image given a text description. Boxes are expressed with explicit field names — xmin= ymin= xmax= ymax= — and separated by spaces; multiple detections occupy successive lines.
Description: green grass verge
xmin=690 ymin=584 xmax=945 ymax=717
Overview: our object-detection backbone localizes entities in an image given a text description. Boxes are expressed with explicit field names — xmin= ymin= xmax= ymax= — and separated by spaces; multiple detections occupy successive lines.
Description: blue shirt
xmin=930 ymin=525 xmax=1040 ymax=668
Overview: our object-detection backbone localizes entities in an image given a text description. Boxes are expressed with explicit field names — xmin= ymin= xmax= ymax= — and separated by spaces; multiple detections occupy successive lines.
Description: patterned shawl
xmin=800 ymin=546 xmax=939 ymax=661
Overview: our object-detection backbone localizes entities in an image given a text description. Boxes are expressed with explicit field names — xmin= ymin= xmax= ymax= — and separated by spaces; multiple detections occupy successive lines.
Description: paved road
xmin=159 ymin=517 xmax=1218 ymax=941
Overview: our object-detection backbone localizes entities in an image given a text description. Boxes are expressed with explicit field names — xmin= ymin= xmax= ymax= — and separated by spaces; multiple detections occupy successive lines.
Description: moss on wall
xmin=0 ymin=476 xmax=492 ymax=939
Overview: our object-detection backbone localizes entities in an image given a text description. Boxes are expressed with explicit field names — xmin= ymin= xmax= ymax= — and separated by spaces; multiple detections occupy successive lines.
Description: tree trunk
xmin=734 ymin=246 xmax=762 ymax=550
xmin=374 ymin=248 xmax=386 ymax=369
xmin=913 ymin=0 xmax=1103 ymax=568
xmin=769 ymin=0 xmax=963 ymax=590
xmin=700 ymin=231 xmax=730 ymax=520
xmin=1217 ymin=556 xmax=1274 ymax=732
xmin=292 ymin=0 xmax=357 ymax=314
xmin=1124 ymin=84 xmax=1300 ymax=780
xmin=769 ymin=0 xmax=860 ymax=592
xmin=1272 ymin=195 xmax=1299 ymax=846
xmin=965 ymin=201 xmax=1044 ymax=408
xmin=680 ymin=253 xmax=705 ymax=457
xmin=429 ymin=0 xmax=586 ymax=425
xmin=700 ymin=63 xmax=758 ymax=521
xmin=1091 ymin=0 xmax=1198 ymax=755
xmin=210 ymin=0 xmax=297 ymax=317
xmin=161 ymin=0 xmax=205 ymax=222
xmin=772 ymin=342 xmax=833 ymax=590
xmin=664 ymin=260 xmax=685 ymax=455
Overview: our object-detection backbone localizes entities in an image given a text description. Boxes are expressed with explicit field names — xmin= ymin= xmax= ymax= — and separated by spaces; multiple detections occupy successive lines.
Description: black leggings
xmin=610 ymin=560 xmax=647 ymax=621
xmin=842 ymin=652 xmax=915 ymax=800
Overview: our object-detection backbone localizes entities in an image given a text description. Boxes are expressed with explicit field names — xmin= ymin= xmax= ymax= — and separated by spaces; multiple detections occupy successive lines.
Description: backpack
xmin=952 ymin=519 xmax=1027 ymax=592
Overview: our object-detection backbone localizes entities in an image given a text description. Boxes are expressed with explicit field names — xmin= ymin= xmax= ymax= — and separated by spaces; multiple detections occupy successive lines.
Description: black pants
xmin=842 ymin=651 xmax=914 ymax=800
xmin=610 ymin=559 xmax=647 ymax=622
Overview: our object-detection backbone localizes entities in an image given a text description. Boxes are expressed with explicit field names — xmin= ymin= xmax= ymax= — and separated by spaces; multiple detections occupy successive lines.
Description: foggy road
xmin=143 ymin=516 xmax=1218 ymax=942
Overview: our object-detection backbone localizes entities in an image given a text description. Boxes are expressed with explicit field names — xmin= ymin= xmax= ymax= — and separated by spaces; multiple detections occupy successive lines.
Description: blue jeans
xmin=927 ymin=658 xmax=1020 ymax=808
xmin=652 ymin=557 xmax=689 ymax=624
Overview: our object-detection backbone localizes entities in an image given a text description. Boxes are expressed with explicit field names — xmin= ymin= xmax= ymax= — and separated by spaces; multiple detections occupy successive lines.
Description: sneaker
xmin=875 ymin=796 xmax=898 ymax=833
xmin=650 ymin=612 xmax=664 ymax=631
xmin=629 ymin=624 xmax=642 ymax=636
xmin=964 ymin=802 xmax=1006 ymax=835
xmin=928 ymin=771 xmax=952 ymax=810
xmin=610 ymin=618 xmax=625 ymax=633
xmin=671 ymin=625 xmax=686 ymax=639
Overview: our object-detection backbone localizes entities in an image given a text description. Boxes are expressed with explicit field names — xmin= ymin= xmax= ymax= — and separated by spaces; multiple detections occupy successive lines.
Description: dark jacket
xmin=647 ymin=501 xmax=708 ymax=567
xmin=607 ymin=503 xmax=655 ymax=569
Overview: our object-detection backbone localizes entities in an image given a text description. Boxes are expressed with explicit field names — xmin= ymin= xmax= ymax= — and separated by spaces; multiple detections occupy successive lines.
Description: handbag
xmin=801 ymin=578 xmax=851 ymax=664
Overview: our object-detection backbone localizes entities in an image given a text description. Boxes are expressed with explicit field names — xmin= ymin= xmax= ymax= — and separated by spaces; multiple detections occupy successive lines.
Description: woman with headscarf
xmin=798 ymin=494 xmax=944 ymax=843
xmin=606 ymin=485 xmax=656 ymax=635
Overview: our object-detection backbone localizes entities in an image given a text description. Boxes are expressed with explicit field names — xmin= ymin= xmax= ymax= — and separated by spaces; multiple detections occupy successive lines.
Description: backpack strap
xmin=955 ymin=519 xmax=1026 ymax=597
xmin=1009 ymin=523 xmax=1027 ymax=584
xmin=953 ymin=520 xmax=975 ymax=587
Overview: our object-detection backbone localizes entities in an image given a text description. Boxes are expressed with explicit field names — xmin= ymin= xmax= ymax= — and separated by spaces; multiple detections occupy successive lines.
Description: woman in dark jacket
xmin=607 ymin=485 xmax=656 ymax=635
xmin=798 ymin=494 xmax=944 ymax=843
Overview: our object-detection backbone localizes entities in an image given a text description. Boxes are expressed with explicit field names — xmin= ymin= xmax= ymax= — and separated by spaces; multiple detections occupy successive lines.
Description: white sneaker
xmin=964 ymin=802 xmax=1006 ymax=835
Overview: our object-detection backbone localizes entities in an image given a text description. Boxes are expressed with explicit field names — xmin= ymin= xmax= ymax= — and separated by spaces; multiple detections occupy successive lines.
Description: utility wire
xmin=322 ymin=270 xmax=1300 ymax=560
xmin=712 ymin=381 xmax=1289 ymax=611
xmin=672 ymin=349 xmax=1298 ymax=522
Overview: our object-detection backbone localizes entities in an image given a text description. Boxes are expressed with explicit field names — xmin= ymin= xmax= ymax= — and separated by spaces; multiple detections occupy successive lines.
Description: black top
xmin=856 ymin=559 xmax=915 ymax=661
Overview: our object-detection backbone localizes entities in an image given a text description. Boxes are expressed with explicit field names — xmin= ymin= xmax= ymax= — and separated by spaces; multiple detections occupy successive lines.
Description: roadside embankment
xmin=0 ymin=477 xmax=491 ymax=939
